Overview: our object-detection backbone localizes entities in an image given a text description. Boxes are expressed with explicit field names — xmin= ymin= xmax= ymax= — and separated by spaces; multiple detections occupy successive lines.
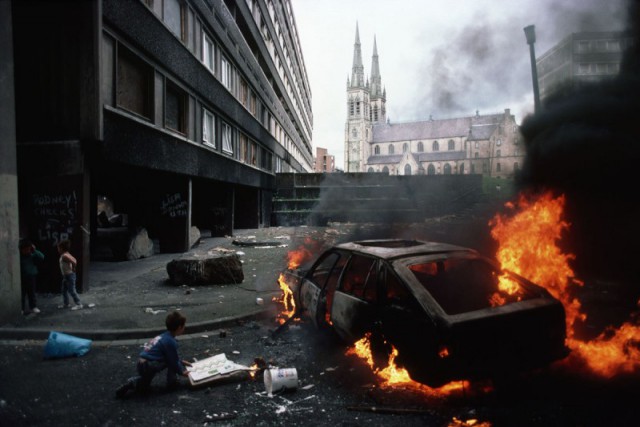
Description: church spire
xmin=351 ymin=22 xmax=365 ymax=87
xmin=370 ymin=35 xmax=382 ymax=98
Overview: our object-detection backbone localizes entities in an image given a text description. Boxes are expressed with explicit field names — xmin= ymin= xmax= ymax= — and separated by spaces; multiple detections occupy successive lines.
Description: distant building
xmin=345 ymin=25 xmax=523 ymax=178
xmin=537 ymin=31 xmax=633 ymax=103
xmin=314 ymin=147 xmax=336 ymax=172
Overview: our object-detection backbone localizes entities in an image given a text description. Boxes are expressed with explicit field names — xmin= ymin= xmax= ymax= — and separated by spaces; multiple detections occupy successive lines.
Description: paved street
xmin=1 ymin=318 xmax=639 ymax=426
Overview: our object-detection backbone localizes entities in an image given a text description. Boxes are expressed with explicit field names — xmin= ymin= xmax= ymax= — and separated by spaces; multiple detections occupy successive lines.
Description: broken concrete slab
xmin=127 ymin=228 xmax=154 ymax=260
xmin=166 ymin=253 xmax=244 ymax=285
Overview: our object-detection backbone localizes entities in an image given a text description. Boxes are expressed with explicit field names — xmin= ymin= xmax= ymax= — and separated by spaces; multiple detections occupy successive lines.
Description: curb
xmin=0 ymin=308 xmax=272 ymax=343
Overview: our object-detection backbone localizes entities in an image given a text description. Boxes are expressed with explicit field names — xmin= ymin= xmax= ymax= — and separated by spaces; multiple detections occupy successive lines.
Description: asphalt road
xmin=1 ymin=316 xmax=639 ymax=427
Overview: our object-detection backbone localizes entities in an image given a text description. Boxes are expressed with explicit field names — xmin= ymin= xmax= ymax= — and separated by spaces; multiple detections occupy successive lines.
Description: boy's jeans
xmin=61 ymin=273 xmax=81 ymax=306
xmin=132 ymin=358 xmax=179 ymax=391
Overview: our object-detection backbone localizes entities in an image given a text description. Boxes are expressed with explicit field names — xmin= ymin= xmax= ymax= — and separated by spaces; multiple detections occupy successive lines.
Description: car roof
xmin=333 ymin=239 xmax=477 ymax=260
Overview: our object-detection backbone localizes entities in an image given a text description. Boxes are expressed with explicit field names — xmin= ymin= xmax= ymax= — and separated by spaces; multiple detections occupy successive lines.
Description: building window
xmin=202 ymin=109 xmax=215 ymax=147
xmin=221 ymin=55 xmax=233 ymax=91
xmin=474 ymin=152 xmax=479 ymax=158
xmin=471 ymin=163 xmax=475 ymax=173
xmin=404 ymin=164 xmax=411 ymax=175
xmin=116 ymin=47 xmax=153 ymax=120
xmin=514 ymin=162 xmax=519 ymax=172
xmin=403 ymin=143 xmax=408 ymax=153
xmin=352 ymin=128 xmax=357 ymax=137
xmin=460 ymin=163 xmax=465 ymax=175
xmin=482 ymin=162 xmax=488 ymax=173
xmin=432 ymin=141 xmax=439 ymax=151
xmin=388 ymin=144 xmax=394 ymax=155
xmin=475 ymin=141 xmax=479 ymax=149
xmin=164 ymin=0 xmax=183 ymax=39
xmin=374 ymin=145 xmax=380 ymax=155
xmin=496 ymin=139 xmax=502 ymax=146
xmin=443 ymin=164 xmax=452 ymax=174
xmin=496 ymin=149 xmax=501 ymax=157
xmin=350 ymin=100 xmax=354 ymax=116
xmin=497 ymin=162 xmax=501 ymax=172
xmin=203 ymin=33 xmax=215 ymax=74
xmin=427 ymin=164 xmax=435 ymax=175
xmin=222 ymin=122 xmax=234 ymax=154
xmin=368 ymin=167 xmax=374 ymax=172
xmin=418 ymin=141 xmax=424 ymax=152
xmin=249 ymin=91 xmax=257 ymax=115
xmin=382 ymin=166 xmax=389 ymax=174
xmin=448 ymin=139 xmax=455 ymax=150
xmin=374 ymin=105 xmax=379 ymax=121
xmin=165 ymin=81 xmax=187 ymax=134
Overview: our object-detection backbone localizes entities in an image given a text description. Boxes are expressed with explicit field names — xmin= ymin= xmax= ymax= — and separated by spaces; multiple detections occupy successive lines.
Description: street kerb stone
xmin=166 ymin=252 xmax=244 ymax=286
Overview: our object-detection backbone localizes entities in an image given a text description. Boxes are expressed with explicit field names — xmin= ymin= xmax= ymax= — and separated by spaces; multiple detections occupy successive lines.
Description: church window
xmin=388 ymin=144 xmax=394 ymax=154
xmin=496 ymin=149 xmax=501 ymax=157
xmin=374 ymin=106 xmax=379 ymax=121
xmin=352 ymin=128 xmax=357 ymax=137
xmin=418 ymin=141 xmax=424 ymax=152
xmin=356 ymin=101 xmax=360 ymax=114
xmin=448 ymin=139 xmax=455 ymax=150
xmin=404 ymin=164 xmax=412 ymax=175
xmin=427 ymin=164 xmax=435 ymax=175
xmin=444 ymin=163 xmax=452 ymax=174
xmin=350 ymin=100 xmax=354 ymax=116
xmin=432 ymin=141 xmax=439 ymax=151
xmin=382 ymin=166 xmax=389 ymax=174
xmin=497 ymin=162 xmax=501 ymax=172
xmin=374 ymin=145 xmax=380 ymax=155
xmin=368 ymin=167 xmax=374 ymax=172
xmin=402 ymin=143 xmax=408 ymax=153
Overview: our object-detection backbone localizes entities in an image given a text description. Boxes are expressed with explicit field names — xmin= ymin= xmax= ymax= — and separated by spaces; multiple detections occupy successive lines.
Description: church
xmin=345 ymin=24 xmax=524 ymax=178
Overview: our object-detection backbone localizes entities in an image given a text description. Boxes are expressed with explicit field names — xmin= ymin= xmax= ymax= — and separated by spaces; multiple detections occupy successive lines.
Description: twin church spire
xmin=348 ymin=22 xmax=385 ymax=100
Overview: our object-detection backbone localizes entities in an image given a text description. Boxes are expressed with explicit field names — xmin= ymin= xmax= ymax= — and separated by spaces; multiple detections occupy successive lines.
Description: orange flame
xmin=449 ymin=417 xmax=492 ymax=427
xmin=346 ymin=334 xmax=470 ymax=397
xmin=274 ymin=273 xmax=296 ymax=325
xmin=286 ymin=237 xmax=317 ymax=269
xmin=491 ymin=191 xmax=640 ymax=378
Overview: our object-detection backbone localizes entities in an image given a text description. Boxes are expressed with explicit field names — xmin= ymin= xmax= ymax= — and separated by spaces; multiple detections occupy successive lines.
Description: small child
xmin=57 ymin=239 xmax=82 ymax=310
xmin=116 ymin=311 xmax=192 ymax=398
xmin=19 ymin=238 xmax=44 ymax=315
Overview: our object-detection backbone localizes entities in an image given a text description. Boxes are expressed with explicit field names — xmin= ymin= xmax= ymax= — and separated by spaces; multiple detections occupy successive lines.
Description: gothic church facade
xmin=345 ymin=25 xmax=524 ymax=178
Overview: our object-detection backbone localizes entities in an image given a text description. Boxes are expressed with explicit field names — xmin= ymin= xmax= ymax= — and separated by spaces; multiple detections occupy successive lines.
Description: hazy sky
xmin=292 ymin=0 xmax=628 ymax=169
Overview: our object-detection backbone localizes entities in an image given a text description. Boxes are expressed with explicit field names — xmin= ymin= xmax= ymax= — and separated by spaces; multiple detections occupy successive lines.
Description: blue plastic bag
xmin=43 ymin=331 xmax=92 ymax=359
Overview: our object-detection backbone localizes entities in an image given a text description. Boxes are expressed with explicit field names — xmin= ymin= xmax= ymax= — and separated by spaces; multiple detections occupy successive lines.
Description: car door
xmin=378 ymin=264 xmax=441 ymax=381
xmin=300 ymin=250 xmax=347 ymax=328
xmin=330 ymin=255 xmax=378 ymax=342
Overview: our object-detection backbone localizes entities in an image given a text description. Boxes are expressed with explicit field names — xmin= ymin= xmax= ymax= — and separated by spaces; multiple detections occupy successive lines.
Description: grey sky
xmin=292 ymin=0 xmax=628 ymax=169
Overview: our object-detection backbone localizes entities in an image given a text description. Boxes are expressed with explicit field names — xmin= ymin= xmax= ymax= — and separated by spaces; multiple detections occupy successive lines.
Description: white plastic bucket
xmin=264 ymin=368 xmax=298 ymax=395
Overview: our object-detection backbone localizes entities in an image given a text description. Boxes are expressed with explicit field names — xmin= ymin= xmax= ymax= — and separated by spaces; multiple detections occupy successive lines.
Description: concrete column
xmin=0 ymin=1 xmax=22 ymax=321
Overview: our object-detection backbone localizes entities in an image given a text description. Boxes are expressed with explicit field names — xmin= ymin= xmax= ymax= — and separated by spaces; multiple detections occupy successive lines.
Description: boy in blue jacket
xmin=116 ymin=311 xmax=192 ymax=398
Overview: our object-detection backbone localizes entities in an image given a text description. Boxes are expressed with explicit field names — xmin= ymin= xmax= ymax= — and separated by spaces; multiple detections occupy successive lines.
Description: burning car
xmin=281 ymin=239 xmax=569 ymax=386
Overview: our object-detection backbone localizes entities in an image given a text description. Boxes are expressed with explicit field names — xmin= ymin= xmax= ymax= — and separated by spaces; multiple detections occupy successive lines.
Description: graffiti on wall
xmin=161 ymin=192 xmax=187 ymax=218
xmin=32 ymin=191 xmax=78 ymax=247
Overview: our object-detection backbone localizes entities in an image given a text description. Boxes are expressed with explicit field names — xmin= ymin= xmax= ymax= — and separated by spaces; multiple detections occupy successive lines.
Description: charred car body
xmin=282 ymin=240 xmax=569 ymax=386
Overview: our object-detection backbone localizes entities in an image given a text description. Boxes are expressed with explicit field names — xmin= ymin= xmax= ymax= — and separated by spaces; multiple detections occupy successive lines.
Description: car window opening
xmin=409 ymin=258 xmax=537 ymax=315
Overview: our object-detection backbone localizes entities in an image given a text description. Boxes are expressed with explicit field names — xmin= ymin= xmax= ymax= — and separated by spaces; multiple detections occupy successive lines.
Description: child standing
xmin=19 ymin=238 xmax=44 ymax=315
xmin=57 ymin=239 xmax=82 ymax=310
xmin=116 ymin=311 xmax=192 ymax=398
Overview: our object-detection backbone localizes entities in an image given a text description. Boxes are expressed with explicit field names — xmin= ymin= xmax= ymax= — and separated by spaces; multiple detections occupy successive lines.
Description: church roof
xmin=366 ymin=154 xmax=403 ymax=165
xmin=416 ymin=151 xmax=466 ymax=162
xmin=371 ymin=113 xmax=503 ymax=143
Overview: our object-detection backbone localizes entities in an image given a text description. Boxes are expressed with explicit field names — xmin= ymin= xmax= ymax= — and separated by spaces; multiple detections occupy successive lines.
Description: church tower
xmin=345 ymin=25 xmax=385 ymax=172
xmin=345 ymin=23 xmax=370 ymax=172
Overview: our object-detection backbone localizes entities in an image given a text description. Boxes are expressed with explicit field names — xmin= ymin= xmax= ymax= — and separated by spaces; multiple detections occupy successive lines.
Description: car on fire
xmin=282 ymin=239 xmax=569 ymax=386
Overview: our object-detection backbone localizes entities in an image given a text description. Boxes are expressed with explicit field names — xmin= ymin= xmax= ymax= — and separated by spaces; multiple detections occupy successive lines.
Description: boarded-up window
xmin=116 ymin=47 xmax=153 ymax=120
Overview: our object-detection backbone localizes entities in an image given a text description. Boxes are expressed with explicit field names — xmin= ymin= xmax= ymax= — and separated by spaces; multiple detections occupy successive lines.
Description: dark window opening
xmin=165 ymin=82 xmax=187 ymax=134
xmin=116 ymin=47 xmax=153 ymax=120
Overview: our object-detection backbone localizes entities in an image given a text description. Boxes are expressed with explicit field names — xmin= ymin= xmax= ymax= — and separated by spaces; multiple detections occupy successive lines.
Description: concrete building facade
xmin=344 ymin=25 xmax=523 ymax=178
xmin=536 ymin=31 xmax=634 ymax=104
xmin=5 ymin=0 xmax=313 ymax=303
